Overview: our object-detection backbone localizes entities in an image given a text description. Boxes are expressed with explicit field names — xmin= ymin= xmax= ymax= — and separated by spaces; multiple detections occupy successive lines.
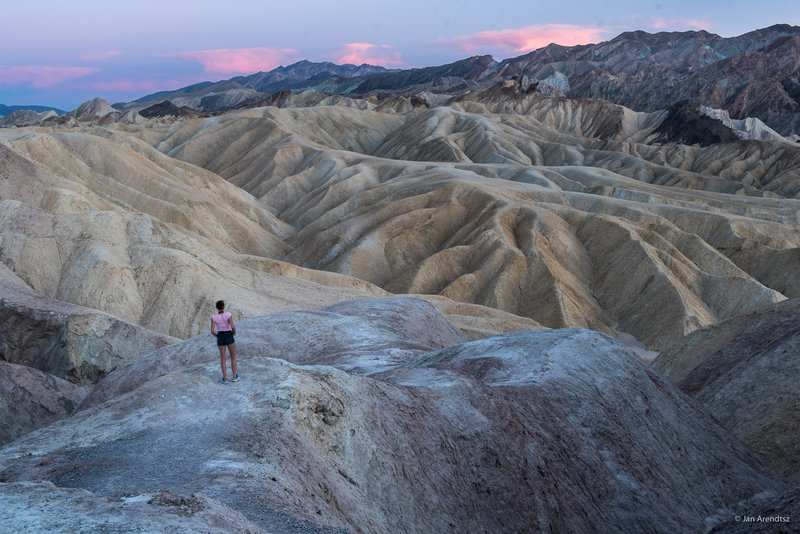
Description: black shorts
xmin=216 ymin=331 xmax=235 ymax=346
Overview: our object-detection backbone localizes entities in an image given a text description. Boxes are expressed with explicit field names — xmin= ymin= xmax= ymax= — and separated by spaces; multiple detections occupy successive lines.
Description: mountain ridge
xmin=105 ymin=24 xmax=800 ymax=135
xmin=0 ymin=104 xmax=66 ymax=117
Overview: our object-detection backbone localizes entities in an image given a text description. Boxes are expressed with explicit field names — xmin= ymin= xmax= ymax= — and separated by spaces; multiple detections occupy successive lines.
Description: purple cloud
xmin=0 ymin=66 xmax=99 ymax=88
xmin=439 ymin=24 xmax=613 ymax=55
xmin=167 ymin=47 xmax=299 ymax=75
xmin=333 ymin=43 xmax=406 ymax=67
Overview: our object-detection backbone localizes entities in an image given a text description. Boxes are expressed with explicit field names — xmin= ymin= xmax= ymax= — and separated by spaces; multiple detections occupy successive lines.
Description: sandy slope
xmin=1 ymin=95 xmax=799 ymax=350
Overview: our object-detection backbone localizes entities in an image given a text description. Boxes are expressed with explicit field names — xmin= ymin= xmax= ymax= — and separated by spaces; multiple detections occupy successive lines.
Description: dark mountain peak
xmin=138 ymin=101 xmax=200 ymax=119
xmin=714 ymin=24 xmax=800 ymax=57
xmin=92 ymin=24 xmax=800 ymax=137
xmin=280 ymin=60 xmax=391 ymax=77
xmin=653 ymin=100 xmax=740 ymax=146
xmin=133 ymin=81 xmax=213 ymax=104
xmin=233 ymin=60 xmax=396 ymax=95
xmin=349 ymin=55 xmax=497 ymax=95
xmin=606 ymin=28 xmax=721 ymax=52
xmin=613 ymin=28 xmax=718 ymax=42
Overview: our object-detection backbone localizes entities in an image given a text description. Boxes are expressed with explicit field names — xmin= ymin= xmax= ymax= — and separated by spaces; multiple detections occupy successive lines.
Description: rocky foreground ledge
xmin=0 ymin=298 xmax=794 ymax=533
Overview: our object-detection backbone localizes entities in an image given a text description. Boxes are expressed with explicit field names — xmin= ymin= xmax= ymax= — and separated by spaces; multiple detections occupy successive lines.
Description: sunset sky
xmin=1 ymin=0 xmax=797 ymax=110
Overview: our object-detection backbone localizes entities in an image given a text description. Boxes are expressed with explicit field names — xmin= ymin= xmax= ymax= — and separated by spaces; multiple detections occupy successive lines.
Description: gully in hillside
xmin=211 ymin=300 xmax=240 ymax=384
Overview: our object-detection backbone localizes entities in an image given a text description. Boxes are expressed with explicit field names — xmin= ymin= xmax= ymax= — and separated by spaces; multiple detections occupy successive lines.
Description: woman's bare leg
xmin=229 ymin=343 xmax=237 ymax=377
xmin=218 ymin=345 xmax=227 ymax=379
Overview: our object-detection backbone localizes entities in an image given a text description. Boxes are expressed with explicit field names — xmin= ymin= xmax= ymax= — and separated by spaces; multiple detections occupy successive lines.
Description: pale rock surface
xmin=654 ymin=298 xmax=800 ymax=482
xmin=3 ymin=95 xmax=800 ymax=352
xmin=0 ymin=134 xmax=384 ymax=338
xmin=118 ymin=109 xmax=147 ymax=125
xmin=80 ymin=297 xmax=465 ymax=408
xmin=401 ymin=293 xmax=543 ymax=340
xmin=0 ymin=299 xmax=787 ymax=534
xmin=0 ymin=482 xmax=272 ymax=534
xmin=0 ymin=262 xmax=174 ymax=445
xmin=68 ymin=97 xmax=119 ymax=121
xmin=145 ymin=104 xmax=797 ymax=349
xmin=700 ymin=105 xmax=794 ymax=143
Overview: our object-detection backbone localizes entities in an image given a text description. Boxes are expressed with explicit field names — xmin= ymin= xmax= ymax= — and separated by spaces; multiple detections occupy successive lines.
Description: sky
xmin=1 ymin=0 xmax=797 ymax=110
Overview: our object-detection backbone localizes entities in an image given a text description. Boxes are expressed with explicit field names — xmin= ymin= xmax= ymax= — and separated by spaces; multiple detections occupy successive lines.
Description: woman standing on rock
xmin=211 ymin=300 xmax=239 ymax=384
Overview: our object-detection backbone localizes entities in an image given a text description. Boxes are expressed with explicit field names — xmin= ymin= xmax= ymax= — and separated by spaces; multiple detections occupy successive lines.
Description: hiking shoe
xmin=231 ymin=375 xmax=240 ymax=382
xmin=220 ymin=377 xmax=229 ymax=384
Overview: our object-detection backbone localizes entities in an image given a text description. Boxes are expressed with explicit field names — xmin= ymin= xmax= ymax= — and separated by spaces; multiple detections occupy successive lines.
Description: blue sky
xmin=1 ymin=0 xmax=797 ymax=110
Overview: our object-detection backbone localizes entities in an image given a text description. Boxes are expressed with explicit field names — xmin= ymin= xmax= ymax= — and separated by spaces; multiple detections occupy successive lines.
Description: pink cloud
xmin=333 ymin=43 xmax=405 ymax=67
xmin=650 ymin=17 xmax=712 ymax=31
xmin=0 ymin=65 xmax=99 ymax=88
xmin=441 ymin=24 xmax=612 ymax=55
xmin=168 ymin=47 xmax=298 ymax=75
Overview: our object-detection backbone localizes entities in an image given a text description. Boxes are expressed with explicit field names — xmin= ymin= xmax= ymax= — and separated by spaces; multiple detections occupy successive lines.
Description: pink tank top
xmin=212 ymin=312 xmax=232 ymax=332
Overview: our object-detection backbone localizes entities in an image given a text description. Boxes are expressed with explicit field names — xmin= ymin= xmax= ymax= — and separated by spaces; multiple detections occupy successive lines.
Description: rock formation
xmin=105 ymin=26 xmax=800 ymax=137
xmin=0 ymin=109 xmax=57 ymax=128
xmin=138 ymin=101 xmax=200 ymax=119
xmin=0 ymin=362 xmax=85 ymax=446
xmin=1 ymin=263 xmax=177 ymax=386
xmin=1 ymin=48 xmax=799 ymax=531
xmin=654 ymin=298 xmax=800 ymax=482
xmin=68 ymin=97 xmax=119 ymax=122
xmin=3 ymin=88 xmax=799 ymax=353
xmin=148 ymin=102 xmax=796 ymax=349
xmin=0 ymin=482 xmax=272 ymax=534
xmin=0 ymin=298 xmax=789 ymax=533
xmin=709 ymin=486 xmax=800 ymax=533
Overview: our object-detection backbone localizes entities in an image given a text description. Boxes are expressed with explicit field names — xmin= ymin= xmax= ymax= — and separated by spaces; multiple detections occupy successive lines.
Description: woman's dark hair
xmin=216 ymin=300 xmax=225 ymax=311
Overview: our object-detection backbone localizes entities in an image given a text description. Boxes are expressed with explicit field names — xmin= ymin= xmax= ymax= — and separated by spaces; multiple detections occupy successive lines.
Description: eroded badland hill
xmin=1 ymin=38 xmax=800 ymax=533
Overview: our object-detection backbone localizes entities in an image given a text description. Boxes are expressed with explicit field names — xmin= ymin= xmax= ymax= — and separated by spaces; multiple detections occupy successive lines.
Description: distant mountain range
xmin=3 ymin=25 xmax=800 ymax=135
xmin=0 ymin=104 xmax=66 ymax=117
xmin=109 ymin=24 xmax=800 ymax=135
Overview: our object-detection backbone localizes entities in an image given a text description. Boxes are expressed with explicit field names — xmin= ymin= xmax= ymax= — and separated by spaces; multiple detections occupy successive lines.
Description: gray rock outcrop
xmin=654 ymin=298 xmax=800 ymax=482
xmin=0 ymin=362 xmax=85 ymax=446
xmin=0 ymin=482 xmax=272 ymax=534
xmin=710 ymin=485 xmax=799 ymax=533
xmin=1 ymin=298 xmax=788 ymax=533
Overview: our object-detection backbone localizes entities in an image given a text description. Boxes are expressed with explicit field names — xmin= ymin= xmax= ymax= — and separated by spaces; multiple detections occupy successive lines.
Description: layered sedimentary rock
xmin=0 ymin=299 xmax=788 ymax=533
xmin=0 ymin=135 xmax=386 ymax=340
xmin=141 ymin=102 xmax=798 ymax=349
xmin=0 ymin=263 xmax=176 ymax=385
xmin=1 ymin=35 xmax=797 ymax=534
xmin=2 ymin=80 xmax=800 ymax=354
xmin=654 ymin=298 xmax=800 ymax=482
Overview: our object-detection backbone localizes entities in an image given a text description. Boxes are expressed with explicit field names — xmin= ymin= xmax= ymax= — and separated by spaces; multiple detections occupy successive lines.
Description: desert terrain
xmin=1 ymin=27 xmax=800 ymax=533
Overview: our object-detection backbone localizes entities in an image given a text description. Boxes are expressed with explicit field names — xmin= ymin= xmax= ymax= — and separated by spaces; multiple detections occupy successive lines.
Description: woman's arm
xmin=228 ymin=316 xmax=236 ymax=335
